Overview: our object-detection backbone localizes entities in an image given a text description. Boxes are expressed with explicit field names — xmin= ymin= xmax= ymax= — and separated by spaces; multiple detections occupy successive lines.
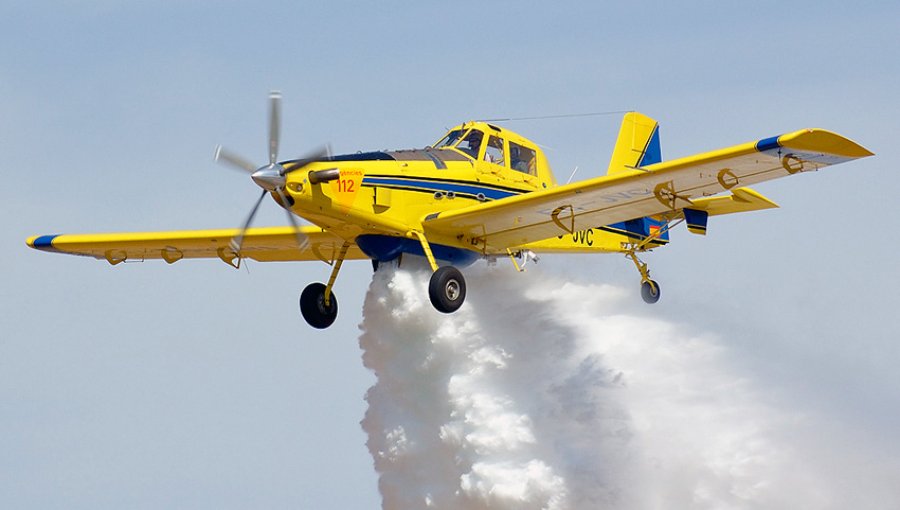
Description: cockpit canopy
xmin=433 ymin=122 xmax=550 ymax=183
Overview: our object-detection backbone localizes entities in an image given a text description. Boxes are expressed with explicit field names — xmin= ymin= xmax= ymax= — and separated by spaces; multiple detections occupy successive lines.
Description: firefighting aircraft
xmin=27 ymin=92 xmax=873 ymax=328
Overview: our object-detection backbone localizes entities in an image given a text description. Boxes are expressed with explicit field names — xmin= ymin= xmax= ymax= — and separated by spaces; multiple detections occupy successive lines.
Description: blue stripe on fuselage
xmin=362 ymin=176 xmax=521 ymax=200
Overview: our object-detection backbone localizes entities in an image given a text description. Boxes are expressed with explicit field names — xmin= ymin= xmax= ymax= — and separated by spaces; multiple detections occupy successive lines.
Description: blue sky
xmin=3 ymin=1 xmax=899 ymax=508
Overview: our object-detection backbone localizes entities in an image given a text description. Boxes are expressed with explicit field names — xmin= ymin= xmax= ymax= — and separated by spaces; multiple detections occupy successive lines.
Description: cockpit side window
xmin=458 ymin=130 xmax=484 ymax=159
xmin=434 ymin=129 xmax=465 ymax=148
xmin=510 ymin=141 xmax=537 ymax=175
xmin=486 ymin=136 xmax=505 ymax=166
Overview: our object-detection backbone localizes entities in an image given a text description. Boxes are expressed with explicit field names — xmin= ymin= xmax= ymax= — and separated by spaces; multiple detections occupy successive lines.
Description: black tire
xmin=428 ymin=266 xmax=466 ymax=313
xmin=300 ymin=282 xmax=338 ymax=329
xmin=641 ymin=280 xmax=661 ymax=304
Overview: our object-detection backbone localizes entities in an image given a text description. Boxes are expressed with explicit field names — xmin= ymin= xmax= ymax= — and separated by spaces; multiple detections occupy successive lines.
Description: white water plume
xmin=359 ymin=258 xmax=899 ymax=509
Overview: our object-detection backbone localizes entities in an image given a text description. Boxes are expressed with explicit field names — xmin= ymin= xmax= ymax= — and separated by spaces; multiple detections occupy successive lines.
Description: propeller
xmin=215 ymin=91 xmax=326 ymax=256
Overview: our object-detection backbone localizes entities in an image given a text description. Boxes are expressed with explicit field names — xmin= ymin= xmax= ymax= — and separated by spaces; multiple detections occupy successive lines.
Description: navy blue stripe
xmin=366 ymin=183 xmax=487 ymax=200
xmin=756 ymin=136 xmax=781 ymax=152
xmin=365 ymin=174 xmax=528 ymax=194
xmin=362 ymin=177 xmax=519 ymax=200
xmin=356 ymin=234 xmax=480 ymax=266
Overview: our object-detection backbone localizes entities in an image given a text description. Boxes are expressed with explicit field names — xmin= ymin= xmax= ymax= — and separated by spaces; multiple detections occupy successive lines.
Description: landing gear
xmin=429 ymin=266 xmax=466 ymax=313
xmin=299 ymin=241 xmax=350 ymax=329
xmin=626 ymin=249 xmax=661 ymax=304
xmin=410 ymin=230 xmax=468 ymax=314
xmin=300 ymin=282 xmax=338 ymax=329
xmin=640 ymin=279 xmax=661 ymax=304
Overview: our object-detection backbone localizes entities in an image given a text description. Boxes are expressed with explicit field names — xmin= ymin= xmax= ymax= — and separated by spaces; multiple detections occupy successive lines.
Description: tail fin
xmin=605 ymin=112 xmax=667 ymax=244
xmin=607 ymin=112 xmax=661 ymax=175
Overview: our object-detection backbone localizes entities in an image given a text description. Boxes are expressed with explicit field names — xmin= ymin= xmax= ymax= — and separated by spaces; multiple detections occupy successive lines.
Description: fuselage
xmin=278 ymin=121 xmax=665 ymax=263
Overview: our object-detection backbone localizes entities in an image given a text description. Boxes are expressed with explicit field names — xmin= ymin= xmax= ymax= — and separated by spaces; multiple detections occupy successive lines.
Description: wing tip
xmin=775 ymin=129 xmax=874 ymax=159
xmin=26 ymin=234 xmax=62 ymax=252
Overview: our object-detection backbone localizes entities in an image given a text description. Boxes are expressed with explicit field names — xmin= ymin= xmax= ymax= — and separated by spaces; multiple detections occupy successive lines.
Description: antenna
xmin=566 ymin=166 xmax=579 ymax=185
xmin=479 ymin=110 xmax=632 ymax=123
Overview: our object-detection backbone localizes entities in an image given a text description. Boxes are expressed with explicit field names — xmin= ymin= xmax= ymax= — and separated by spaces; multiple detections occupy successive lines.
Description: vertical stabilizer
xmin=607 ymin=112 xmax=661 ymax=175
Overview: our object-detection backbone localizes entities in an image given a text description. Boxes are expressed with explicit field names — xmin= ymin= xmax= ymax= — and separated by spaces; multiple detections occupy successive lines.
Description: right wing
xmin=26 ymin=226 xmax=367 ymax=266
xmin=423 ymin=128 xmax=872 ymax=251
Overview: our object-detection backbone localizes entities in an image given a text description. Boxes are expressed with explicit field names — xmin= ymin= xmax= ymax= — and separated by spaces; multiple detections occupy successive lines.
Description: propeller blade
xmin=276 ymin=188 xmax=310 ymax=252
xmin=230 ymin=189 xmax=268 ymax=255
xmin=282 ymin=144 xmax=333 ymax=174
xmin=268 ymin=91 xmax=281 ymax=165
xmin=215 ymin=145 xmax=258 ymax=174
xmin=223 ymin=93 xmax=313 ymax=257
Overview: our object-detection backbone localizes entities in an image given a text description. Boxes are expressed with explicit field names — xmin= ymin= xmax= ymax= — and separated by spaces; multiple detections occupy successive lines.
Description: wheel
xmin=428 ymin=266 xmax=466 ymax=313
xmin=641 ymin=280 xmax=661 ymax=304
xmin=300 ymin=282 xmax=338 ymax=329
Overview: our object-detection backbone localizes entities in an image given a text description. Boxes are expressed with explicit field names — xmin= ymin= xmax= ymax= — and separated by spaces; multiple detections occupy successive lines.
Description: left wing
xmin=423 ymin=128 xmax=872 ymax=250
xmin=26 ymin=226 xmax=367 ymax=266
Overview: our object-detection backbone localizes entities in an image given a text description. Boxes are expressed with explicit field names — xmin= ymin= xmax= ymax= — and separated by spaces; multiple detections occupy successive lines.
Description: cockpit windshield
xmin=433 ymin=128 xmax=487 ymax=160
xmin=457 ymin=130 xmax=484 ymax=159
xmin=433 ymin=129 xmax=466 ymax=149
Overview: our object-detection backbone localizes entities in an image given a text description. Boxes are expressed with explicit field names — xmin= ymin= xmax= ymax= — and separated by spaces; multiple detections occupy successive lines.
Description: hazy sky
xmin=3 ymin=1 xmax=899 ymax=508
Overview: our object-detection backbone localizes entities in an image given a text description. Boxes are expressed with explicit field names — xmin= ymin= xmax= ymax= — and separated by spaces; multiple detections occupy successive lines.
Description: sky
xmin=2 ymin=1 xmax=899 ymax=508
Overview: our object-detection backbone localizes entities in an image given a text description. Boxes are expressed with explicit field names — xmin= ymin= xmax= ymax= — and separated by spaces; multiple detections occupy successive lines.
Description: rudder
xmin=607 ymin=112 xmax=661 ymax=175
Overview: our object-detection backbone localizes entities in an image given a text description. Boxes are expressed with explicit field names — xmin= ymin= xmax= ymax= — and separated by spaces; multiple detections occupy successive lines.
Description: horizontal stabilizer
xmin=682 ymin=188 xmax=778 ymax=235
xmin=688 ymin=187 xmax=779 ymax=217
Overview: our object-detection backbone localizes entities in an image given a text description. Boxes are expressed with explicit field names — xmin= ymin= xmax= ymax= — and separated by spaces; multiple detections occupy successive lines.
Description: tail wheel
xmin=428 ymin=266 xmax=466 ymax=313
xmin=641 ymin=280 xmax=661 ymax=304
xmin=300 ymin=282 xmax=338 ymax=329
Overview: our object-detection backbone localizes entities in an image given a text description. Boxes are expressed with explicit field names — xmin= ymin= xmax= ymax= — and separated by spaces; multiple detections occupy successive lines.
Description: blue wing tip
xmin=28 ymin=234 xmax=61 ymax=252
xmin=755 ymin=135 xmax=782 ymax=152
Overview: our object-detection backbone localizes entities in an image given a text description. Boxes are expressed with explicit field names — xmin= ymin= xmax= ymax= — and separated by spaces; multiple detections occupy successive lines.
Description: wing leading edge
xmin=26 ymin=226 xmax=366 ymax=266
xmin=423 ymin=128 xmax=872 ymax=250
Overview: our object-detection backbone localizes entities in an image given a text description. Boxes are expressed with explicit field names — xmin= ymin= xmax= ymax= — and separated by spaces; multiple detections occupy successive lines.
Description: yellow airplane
xmin=27 ymin=92 xmax=873 ymax=329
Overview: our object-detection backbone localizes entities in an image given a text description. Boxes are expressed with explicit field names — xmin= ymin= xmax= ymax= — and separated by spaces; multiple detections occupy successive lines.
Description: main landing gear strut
xmin=625 ymin=249 xmax=660 ymax=304
xmin=299 ymin=241 xmax=350 ymax=329
xmin=411 ymin=231 xmax=467 ymax=313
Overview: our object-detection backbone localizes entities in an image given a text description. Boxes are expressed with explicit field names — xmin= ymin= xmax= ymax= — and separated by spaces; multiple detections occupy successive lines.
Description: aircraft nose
xmin=251 ymin=164 xmax=286 ymax=191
